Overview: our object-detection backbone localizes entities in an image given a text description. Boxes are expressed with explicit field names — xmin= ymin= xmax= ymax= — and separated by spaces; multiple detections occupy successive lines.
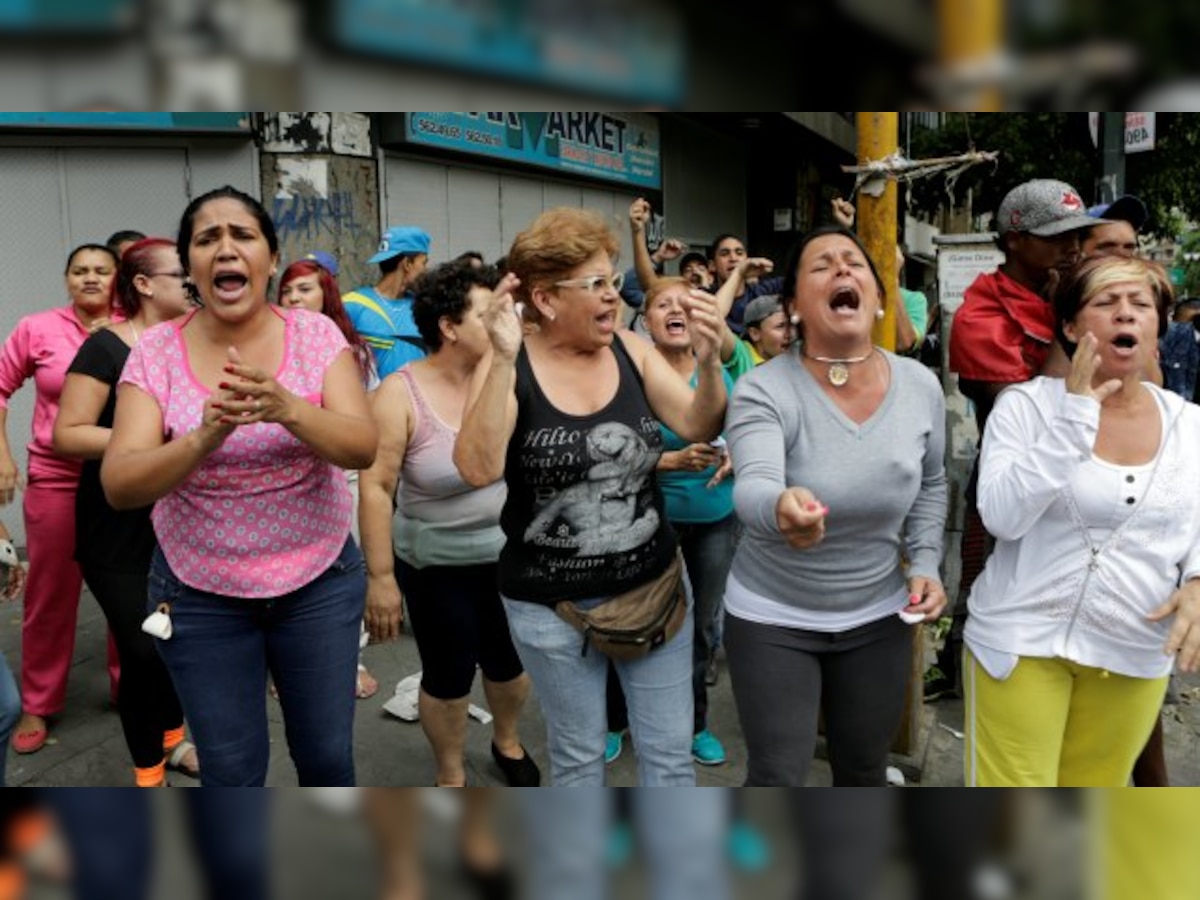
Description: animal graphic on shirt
xmin=524 ymin=422 xmax=660 ymax=556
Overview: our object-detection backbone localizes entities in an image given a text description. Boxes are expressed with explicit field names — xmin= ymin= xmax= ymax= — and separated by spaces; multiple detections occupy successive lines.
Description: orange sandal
xmin=12 ymin=715 xmax=47 ymax=754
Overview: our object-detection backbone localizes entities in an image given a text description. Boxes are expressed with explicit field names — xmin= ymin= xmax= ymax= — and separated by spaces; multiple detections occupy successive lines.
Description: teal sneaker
xmin=691 ymin=729 xmax=726 ymax=766
xmin=727 ymin=820 xmax=770 ymax=872
xmin=605 ymin=730 xmax=625 ymax=765
xmin=606 ymin=821 xmax=635 ymax=869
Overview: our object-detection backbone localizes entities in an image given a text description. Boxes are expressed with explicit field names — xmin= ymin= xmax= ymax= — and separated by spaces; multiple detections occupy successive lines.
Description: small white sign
xmin=773 ymin=208 xmax=793 ymax=232
xmin=1124 ymin=111 xmax=1155 ymax=153
xmin=937 ymin=244 xmax=1005 ymax=316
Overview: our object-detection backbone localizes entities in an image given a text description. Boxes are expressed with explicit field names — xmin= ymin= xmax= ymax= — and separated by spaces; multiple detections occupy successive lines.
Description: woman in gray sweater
xmin=724 ymin=225 xmax=948 ymax=786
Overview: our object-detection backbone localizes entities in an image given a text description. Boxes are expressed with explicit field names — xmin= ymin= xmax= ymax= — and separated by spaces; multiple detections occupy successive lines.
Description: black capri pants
xmin=396 ymin=560 xmax=525 ymax=700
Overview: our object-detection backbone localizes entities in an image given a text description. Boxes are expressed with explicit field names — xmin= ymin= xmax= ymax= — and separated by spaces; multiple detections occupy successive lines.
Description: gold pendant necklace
xmin=802 ymin=348 xmax=874 ymax=387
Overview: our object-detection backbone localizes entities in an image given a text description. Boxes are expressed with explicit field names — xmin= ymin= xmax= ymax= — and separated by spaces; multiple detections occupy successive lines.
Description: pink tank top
xmin=394 ymin=365 xmax=505 ymax=566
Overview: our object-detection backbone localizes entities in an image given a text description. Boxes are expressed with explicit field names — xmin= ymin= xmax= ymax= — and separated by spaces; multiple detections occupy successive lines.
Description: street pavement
xmin=5 ymin=581 xmax=1200 ymax=788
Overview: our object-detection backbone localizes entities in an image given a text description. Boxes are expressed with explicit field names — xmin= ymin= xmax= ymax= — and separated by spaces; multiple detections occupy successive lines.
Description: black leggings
xmin=81 ymin=562 xmax=185 ymax=769
xmin=397 ymin=560 xmax=524 ymax=700
xmin=725 ymin=612 xmax=912 ymax=786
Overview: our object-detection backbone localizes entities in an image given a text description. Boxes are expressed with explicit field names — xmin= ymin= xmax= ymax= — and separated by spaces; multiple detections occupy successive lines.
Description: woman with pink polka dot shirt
xmin=101 ymin=186 xmax=378 ymax=786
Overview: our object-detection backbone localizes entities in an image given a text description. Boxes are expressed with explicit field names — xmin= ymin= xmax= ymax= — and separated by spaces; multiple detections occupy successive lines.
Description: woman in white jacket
xmin=964 ymin=255 xmax=1200 ymax=787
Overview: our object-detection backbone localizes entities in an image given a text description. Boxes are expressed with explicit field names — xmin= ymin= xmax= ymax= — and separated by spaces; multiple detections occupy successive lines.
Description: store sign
xmin=335 ymin=2 xmax=683 ymax=106
xmin=0 ymin=0 xmax=135 ymax=31
xmin=0 ymin=113 xmax=250 ymax=132
xmin=406 ymin=112 xmax=661 ymax=190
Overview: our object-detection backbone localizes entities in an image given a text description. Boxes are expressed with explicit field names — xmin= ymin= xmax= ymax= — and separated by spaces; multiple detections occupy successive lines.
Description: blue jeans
xmin=503 ymin=588 xmax=695 ymax=787
xmin=518 ymin=789 xmax=730 ymax=900
xmin=49 ymin=789 xmax=268 ymax=900
xmin=149 ymin=538 xmax=365 ymax=787
xmin=676 ymin=515 xmax=737 ymax=730
xmin=0 ymin=651 xmax=20 ymax=785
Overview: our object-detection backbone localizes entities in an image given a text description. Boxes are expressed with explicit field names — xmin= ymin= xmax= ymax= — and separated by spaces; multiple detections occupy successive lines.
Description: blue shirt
xmin=727 ymin=276 xmax=785 ymax=335
xmin=1160 ymin=320 xmax=1199 ymax=403
xmin=343 ymin=285 xmax=426 ymax=378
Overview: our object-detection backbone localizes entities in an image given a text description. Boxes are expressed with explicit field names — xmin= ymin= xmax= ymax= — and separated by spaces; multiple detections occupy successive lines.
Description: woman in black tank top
xmin=455 ymin=207 xmax=727 ymax=789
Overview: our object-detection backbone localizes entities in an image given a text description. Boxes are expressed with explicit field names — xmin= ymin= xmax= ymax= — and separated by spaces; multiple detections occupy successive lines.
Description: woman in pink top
xmin=0 ymin=243 xmax=121 ymax=754
xmin=101 ymin=186 xmax=377 ymax=786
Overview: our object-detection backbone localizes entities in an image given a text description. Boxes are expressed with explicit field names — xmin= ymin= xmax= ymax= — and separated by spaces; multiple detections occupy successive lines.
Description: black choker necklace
xmin=801 ymin=347 xmax=874 ymax=386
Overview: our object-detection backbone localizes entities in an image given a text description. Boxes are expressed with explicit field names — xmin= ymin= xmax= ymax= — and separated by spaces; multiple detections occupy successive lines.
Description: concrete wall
xmin=258 ymin=113 xmax=381 ymax=295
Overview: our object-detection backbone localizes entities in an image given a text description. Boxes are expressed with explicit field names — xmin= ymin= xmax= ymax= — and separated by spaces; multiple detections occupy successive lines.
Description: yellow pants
xmin=963 ymin=651 xmax=1167 ymax=787
xmin=1094 ymin=790 xmax=1200 ymax=900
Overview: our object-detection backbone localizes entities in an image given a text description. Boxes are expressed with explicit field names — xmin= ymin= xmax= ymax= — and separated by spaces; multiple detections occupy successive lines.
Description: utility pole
xmin=856 ymin=112 xmax=898 ymax=352
xmin=938 ymin=0 xmax=1002 ymax=111
xmin=1097 ymin=112 xmax=1126 ymax=204
xmin=856 ymin=112 xmax=930 ymax=762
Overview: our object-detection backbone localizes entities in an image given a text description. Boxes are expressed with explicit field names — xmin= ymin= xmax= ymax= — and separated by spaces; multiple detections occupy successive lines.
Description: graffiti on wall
xmin=273 ymin=190 xmax=363 ymax=243
xmin=272 ymin=157 xmax=366 ymax=247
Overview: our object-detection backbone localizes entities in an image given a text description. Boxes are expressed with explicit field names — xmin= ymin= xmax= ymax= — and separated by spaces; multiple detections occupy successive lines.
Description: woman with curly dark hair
xmin=359 ymin=258 xmax=538 ymax=787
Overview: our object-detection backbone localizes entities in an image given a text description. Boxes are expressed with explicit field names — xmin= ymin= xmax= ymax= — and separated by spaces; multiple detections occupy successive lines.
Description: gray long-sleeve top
xmin=727 ymin=348 xmax=948 ymax=616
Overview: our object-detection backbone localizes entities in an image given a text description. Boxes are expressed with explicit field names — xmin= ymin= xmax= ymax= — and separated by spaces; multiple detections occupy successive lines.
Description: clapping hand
xmin=215 ymin=346 xmax=298 ymax=425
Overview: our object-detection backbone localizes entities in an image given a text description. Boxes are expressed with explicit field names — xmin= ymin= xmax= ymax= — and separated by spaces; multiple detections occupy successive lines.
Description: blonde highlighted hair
xmin=1053 ymin=255 xmax=1172 ymax=355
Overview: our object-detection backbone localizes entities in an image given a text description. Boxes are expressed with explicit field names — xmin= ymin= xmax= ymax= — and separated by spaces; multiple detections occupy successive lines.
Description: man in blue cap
xmin=344 ymin=225 xmax=432 ymax=378
xmin=1083 ymin=194 xmax=1148 ymax=260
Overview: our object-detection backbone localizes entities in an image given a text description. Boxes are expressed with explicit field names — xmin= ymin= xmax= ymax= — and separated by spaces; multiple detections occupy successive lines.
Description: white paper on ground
xmin=381 ymin=670 xmax=494 ymax=724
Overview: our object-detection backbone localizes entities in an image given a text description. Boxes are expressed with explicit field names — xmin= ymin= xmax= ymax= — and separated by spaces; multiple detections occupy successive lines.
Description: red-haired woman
xmin=54 ymin=237 xmax=198 ymax=786
xmin=278 ymin=258 xmax=380 ymax=699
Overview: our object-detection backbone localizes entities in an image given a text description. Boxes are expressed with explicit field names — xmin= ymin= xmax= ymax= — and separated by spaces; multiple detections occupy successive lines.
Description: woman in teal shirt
xmin=607 ymin=274 xmax=746 ymax=767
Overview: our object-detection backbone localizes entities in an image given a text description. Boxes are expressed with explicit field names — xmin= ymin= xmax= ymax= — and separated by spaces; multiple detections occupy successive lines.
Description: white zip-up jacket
xmin=965 ymin=377 xmax=1200 ymax=679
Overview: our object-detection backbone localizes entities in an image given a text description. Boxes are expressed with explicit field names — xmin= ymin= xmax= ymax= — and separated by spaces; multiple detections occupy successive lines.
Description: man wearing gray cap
xmin=344 ymin=225 xmax=432 ymax=378
xmin=930 ymin=178 xmax=1096 ymax=701
xmin=741 ymin=294 xmax=792 ymax=365
xmin=949 ymin=178 xmax=1096 ymax=427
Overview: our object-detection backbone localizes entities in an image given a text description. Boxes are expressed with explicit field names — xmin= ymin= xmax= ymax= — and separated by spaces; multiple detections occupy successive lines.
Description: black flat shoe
xmin=490 ymin=743 xmax=541 ymax=787
xmin=461 ymin=860 xmax=516 ymax=900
